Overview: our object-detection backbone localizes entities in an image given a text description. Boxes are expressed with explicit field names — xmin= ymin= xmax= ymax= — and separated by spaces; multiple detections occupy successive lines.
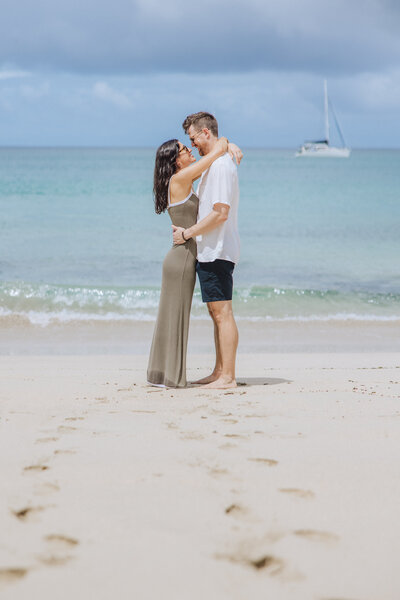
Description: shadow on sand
xmin=236 ymin=377 xmax=291 ymax=387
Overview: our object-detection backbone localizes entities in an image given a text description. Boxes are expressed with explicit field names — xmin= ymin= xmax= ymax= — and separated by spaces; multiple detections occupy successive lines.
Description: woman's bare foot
xmin=191 ymin=372 xmax=221 ymax=385
xmin=201 ymin=377 xmax=237 ymax=389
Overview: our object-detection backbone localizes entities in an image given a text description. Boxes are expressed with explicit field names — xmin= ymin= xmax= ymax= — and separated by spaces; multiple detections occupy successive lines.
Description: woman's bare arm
xmin=172 ymin=137 xmax=228 ymax=188
xmin=170 ymin=138 xmax=243 ymax=205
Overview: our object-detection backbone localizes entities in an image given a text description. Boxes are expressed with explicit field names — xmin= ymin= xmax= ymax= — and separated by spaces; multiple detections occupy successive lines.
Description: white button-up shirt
xmin=196 ymin=153 xmax=240 ymax=264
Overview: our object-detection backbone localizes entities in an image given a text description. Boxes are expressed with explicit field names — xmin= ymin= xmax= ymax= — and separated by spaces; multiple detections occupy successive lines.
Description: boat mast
xmin=329 ymin=99 xmax=347 ymax=148
xmin=324 ymin=79 xmax=329 ymax=144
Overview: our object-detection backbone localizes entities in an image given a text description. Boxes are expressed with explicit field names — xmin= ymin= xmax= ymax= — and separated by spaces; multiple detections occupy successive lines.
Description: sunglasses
xmin=178 ymin=145 xmax=189 ymax=154
xmin=189 ymin=130 xmax=205 ymax=144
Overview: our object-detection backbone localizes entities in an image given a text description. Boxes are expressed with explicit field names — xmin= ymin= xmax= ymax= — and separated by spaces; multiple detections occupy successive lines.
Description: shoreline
xmin=1 ymin=318 xmax=399 ymax=354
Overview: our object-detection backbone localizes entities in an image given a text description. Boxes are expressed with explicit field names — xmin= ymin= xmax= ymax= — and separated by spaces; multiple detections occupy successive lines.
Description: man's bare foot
xmin=201 ymin=377 xmax=237 ymax=389
xmin=191 ymin=372 xmax=221 ymax=385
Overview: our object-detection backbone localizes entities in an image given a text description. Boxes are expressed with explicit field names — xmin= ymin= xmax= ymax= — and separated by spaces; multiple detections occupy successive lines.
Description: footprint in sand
xmin=218 ymin=552 xmax=284 ymax=575
xmin=38 ymin=534 xmax=79 ymax=567
xmin=0 ymin=568 xmax=28 ymax=585
xmin=57 ymin=425 xmax=78 ymax=434
xmin=12 ymin=506 xmax=46 ymax=522
xmin=23 ymin=464 xmax=49 ymax=473
xmin=247 ymin=458 xmax=278 ymax=466
xmin=35 ymin=437 xmax=59 ymax=444
xmin=209 ymin=467 xmax=229 ymax=478
xmin=225 ymin=503 xmax=247 ymax=516
xmin=44 ymin=534 xmax=79 ymax=549
xmin=64 ymin=417 xmax=84 ymax=422
xmin=247 ymin=555 xmax=284 ymax=573
xmin=245 ymin=414 xmax=268 ymax=419
xmin=44 ymin=533 xmax=79 ymax=550
xmin=279 ymin=488 xmax=315 ymax=499
xmin=54 ymin=449 xmax=77 ymax=455
xmin=180 ymin=432 xmax=205 ymax=440
xmin=95 ymin=397 xmax=109 ymax=404
xmin=294 ymin=529 xmax=339 ymax=542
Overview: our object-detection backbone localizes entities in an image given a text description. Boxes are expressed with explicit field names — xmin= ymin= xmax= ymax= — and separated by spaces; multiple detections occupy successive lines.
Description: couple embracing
xmin=147 ymin=112 xmax=242 ymax=390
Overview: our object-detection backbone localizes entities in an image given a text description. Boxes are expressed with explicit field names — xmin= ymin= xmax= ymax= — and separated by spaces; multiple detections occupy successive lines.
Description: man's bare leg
xmin=191 ymin=311 xmax=222 ymax=384
xmin=202 ymin=300 xmax=238 ymax=389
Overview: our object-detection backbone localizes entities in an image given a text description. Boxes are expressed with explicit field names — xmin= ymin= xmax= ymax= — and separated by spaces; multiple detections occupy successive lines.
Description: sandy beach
xmin=1 ymin=351 xmax=400 ymax=599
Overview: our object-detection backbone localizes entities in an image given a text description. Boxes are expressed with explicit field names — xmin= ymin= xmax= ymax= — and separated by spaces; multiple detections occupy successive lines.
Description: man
xmin=172 ymin=112 xmax=241 ymax=389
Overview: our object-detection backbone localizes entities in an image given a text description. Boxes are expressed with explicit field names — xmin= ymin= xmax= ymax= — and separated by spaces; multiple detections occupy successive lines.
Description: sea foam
xmin=1 ymin=281 xmax=400 ymax=327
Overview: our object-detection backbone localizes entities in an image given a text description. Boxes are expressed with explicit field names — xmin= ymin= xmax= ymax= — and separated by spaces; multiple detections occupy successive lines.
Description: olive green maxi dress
xmin=147 ymin=191 xmax=199 ymax=388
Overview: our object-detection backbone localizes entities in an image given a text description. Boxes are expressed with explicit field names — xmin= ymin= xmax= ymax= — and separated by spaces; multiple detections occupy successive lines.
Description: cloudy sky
xmin=1 ymin=0 xmax=400 ymax=147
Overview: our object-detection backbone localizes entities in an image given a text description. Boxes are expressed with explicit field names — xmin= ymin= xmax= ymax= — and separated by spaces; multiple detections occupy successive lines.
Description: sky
xmin=1 ymin=0 xmax=400 ymax=147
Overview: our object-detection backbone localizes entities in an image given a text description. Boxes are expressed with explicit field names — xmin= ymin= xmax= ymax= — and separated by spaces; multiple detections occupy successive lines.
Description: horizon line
xmin=0 ymin=145 xmax=399 ymax=151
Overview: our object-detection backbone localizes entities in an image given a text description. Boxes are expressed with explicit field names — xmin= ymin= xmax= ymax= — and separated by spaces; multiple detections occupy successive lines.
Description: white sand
xmin=1 ymin=353 xmax=400 ymax=599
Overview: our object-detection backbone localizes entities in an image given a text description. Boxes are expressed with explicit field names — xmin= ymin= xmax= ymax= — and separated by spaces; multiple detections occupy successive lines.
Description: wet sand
xmin=0 ymin=319 xmax=399 ymax=355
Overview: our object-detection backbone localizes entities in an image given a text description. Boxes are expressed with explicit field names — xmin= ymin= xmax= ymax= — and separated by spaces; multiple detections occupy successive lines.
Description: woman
xmin=147 ymin=136 xmax=239 ymax=388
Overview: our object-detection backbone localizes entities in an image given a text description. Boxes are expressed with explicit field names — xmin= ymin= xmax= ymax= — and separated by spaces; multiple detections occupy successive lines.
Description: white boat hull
xmin=296 ymin=144 xmax=351 ymax=158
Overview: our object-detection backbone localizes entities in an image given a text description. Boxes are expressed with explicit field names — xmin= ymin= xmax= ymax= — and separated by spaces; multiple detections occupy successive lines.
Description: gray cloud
xmin=1 ymin=69 xmax=400 ymax=146
xmin=1 ymin=0 xmax=400 ymax=75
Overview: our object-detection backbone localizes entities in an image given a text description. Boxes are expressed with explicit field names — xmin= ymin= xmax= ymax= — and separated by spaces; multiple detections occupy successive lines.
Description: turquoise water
xmin=0 ymin=147 xmax=399 ymax=325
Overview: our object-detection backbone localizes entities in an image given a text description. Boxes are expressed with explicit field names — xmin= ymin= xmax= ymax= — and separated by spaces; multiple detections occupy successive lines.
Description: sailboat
xmin=296 ymin=80 xmax=350 ymax=158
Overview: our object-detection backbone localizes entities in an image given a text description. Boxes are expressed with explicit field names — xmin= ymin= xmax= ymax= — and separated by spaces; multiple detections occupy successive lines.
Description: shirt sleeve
xmin=208 ymin=159 xmax=234 ymax=207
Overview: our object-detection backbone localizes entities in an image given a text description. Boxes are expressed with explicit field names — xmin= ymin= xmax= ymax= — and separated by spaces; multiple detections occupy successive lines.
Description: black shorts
xmin=196 ymin=259 xmax=235 ymax=303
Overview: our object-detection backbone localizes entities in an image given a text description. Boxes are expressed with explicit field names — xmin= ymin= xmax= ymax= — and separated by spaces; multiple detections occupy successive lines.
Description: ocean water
xmin=0 ymin=147 xmax=399 ymax=327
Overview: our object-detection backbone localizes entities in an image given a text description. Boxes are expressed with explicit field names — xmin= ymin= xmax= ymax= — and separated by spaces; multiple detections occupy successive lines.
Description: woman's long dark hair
xmin=153 ymin=139 xmax=180 ymax=214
